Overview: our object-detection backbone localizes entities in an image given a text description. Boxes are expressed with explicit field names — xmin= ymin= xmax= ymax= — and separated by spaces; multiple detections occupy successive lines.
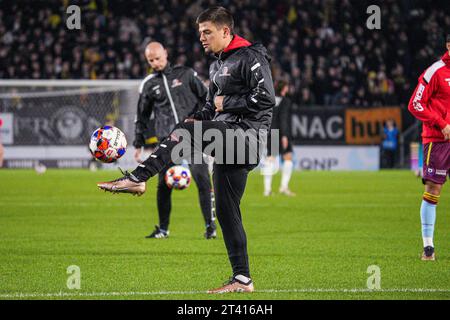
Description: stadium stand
xmin=0 ymin=0 xmax=449 ymax=108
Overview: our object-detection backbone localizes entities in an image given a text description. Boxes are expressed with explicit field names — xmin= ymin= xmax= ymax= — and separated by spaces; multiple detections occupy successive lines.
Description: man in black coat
xmin=134 ymin=42 xmax=216 ymax=239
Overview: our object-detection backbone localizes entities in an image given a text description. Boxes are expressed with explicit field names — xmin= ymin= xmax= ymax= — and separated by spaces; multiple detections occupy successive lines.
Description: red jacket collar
xmin=442 ymin=52 xmax=450 ymax=64
xmin=223 ymin=35 xmax=251 ymax=53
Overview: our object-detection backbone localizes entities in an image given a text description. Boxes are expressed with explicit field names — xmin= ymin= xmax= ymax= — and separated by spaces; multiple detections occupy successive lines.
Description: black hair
xmin=196 ymin=6 xmax=234 ymax=34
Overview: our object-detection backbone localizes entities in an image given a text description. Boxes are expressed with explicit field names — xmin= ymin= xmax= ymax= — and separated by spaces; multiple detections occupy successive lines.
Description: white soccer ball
xmin=89 ymin=126 xmax=127 ymax=163
xmin=34 ymin=162 xmax=47 ymax=175
xmin=164 ymin=165 xmax=192 ymax=190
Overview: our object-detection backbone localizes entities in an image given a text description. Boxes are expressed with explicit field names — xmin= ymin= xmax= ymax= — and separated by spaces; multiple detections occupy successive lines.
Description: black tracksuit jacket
xmin=193 ymin=35 xmax=275 ymax=131
xmin=133 ymin=64 xmax=207 ymax=148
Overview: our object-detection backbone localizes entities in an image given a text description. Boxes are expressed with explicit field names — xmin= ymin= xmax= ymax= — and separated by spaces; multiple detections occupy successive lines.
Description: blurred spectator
xmin=299 ymin=87 xmax=316 ymax=106
xmin=0 ymin=0 xmax=449 ymax=109
xmin=381 ymin=119 xmax=399 ymax=168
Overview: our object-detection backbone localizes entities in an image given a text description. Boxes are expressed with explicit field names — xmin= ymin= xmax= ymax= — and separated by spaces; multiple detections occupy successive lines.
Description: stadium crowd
xmin=0 ymin=0 xmax=449 ymax=108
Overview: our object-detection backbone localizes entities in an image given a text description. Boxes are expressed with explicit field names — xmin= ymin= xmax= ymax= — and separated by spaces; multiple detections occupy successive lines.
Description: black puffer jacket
xmin=193 ymin=35 xmax=275 ymax=131
xmin=271 ymin=96 xmax=292 ymax=138
xmin=133 ymin=64 xmax=207 ymax=147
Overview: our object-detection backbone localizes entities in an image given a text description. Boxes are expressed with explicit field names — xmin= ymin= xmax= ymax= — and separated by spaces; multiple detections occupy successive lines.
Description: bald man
xmin=134 ymin=42 xmax=216 ymax=239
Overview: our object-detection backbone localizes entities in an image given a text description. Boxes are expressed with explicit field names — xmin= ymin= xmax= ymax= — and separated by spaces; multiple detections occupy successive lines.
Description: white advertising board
xmin=0 ymin=113 xmax=13 ymax=145
xmin=293 ymin=146 xmax=380 ymax=171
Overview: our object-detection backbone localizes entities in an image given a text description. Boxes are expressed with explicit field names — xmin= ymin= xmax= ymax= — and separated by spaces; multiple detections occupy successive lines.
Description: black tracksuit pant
xmin=133 ymin=120 xmax=259 ymax=278
xmin=157 ymin=163 xmax=213 ymax=231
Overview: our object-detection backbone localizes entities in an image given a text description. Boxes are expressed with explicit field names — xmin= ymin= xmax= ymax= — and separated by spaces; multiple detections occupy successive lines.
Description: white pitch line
xmin=256 ymin=288 xmax=450 ymax=293
xmin=1 ymin=288 xmax=450 ymax=299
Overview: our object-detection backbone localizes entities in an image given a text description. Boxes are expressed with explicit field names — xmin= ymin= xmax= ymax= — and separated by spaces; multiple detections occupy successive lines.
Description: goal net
xmin=0 ymin=80 xmax=140 ymax=169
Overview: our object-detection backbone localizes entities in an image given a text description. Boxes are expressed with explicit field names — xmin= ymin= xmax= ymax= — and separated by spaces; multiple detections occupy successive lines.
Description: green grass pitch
xmin=1 ymin=169 xmax=450 ymax=300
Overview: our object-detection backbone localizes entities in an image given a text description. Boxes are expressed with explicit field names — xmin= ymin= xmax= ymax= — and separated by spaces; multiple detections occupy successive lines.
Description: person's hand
xmin=214 ymin=96 xmax=224 ymax=112
xmin=134 ymin=148 xmax=142 ymax=163
xmin=281 ymin=136 xmax=289 ymax=150
xmin=184 ymin=117 xmax=196 ymax=123
xmin=442 ymin=124 xmax=450 ymax=140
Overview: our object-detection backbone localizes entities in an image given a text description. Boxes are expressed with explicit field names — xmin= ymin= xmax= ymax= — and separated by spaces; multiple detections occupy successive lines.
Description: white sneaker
xmin=279 ymin=188 xmax=296 ymax=196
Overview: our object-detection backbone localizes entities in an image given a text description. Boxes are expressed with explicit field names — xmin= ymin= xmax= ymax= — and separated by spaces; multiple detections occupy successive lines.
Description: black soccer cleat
xmin=145 ymin=225 xmax=169 ymax=239
xmin=204 ymin=222 xmax=217 ymax=239
xmin=421 ymin=246 xmax=435 ymax=261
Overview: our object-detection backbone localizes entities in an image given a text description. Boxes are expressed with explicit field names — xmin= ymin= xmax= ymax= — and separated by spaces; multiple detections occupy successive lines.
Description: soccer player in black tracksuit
xmin=98 ymin=7 xmax=275 ymax=293
xmin=134 ymin=42 xmax=216 ymax=240
xmin=263 ymin=80 xmax=296 ymax=197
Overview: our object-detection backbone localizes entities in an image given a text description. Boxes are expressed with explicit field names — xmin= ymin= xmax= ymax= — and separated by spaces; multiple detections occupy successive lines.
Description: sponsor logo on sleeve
xmin=413 ymin=84 xmax=425 ymax=112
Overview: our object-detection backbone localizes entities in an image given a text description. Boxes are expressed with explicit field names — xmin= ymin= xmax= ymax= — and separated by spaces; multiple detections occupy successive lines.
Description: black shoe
xmin=145 ymin=225 xmax=169 ymax=239
xmin=204 ymin=222 xmax=217 ymax=239
xmin=421 ymin=246 xmax=435 ymax=261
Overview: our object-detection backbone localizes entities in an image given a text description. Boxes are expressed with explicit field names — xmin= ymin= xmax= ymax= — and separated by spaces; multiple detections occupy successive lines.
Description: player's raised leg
xmin=97 ymin=120 xmax=227 ymax=193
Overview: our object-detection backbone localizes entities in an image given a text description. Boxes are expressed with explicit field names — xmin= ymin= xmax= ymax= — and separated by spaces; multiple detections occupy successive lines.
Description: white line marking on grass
xmin=1 ymin=288 xmax=450 ymax=298
xmin=0 ymin=290 xmax=204 ymax=298
xmin=257 ymin=288 xmax=450 ymax=293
